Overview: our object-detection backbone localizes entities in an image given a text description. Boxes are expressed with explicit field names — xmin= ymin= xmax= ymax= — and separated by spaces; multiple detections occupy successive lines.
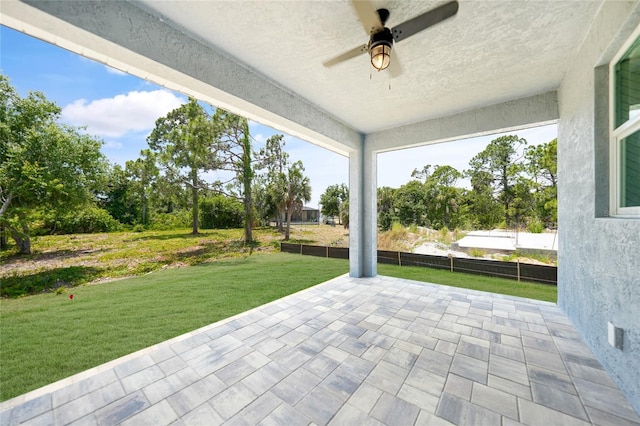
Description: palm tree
xmin=273 ymin=161 xmax=311 ymax=240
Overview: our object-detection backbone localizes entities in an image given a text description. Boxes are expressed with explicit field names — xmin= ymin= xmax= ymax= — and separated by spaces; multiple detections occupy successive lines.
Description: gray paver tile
xmin=397 ymin=383 xmax=440 ymax=413
xmin=361 ymin=345 xmax=388 ymax=363
xmin=210 ymin=381 xmax=258 ymax=420
xmin=143 ymin=367 xmax=200 ymax=404
xmin=258 ymin=402 xmax=312 ymax=426
xmin=328 ymin=403 xmax=385 ymax=426
xmin=584 ymin=405 xmax=640 ymax=426
xmin=320 ymin=369 xmax=362 ymax=402
xmin=158 ymin=356 xmax=188 ymax=376
xmin=414 ymin=410 xmax=455 ymax=426
xmin=166 ymin=374 xmax=226 ymax=417
xmin=215 ymin=358 xmax=256 ymax=385
xmin=271 ymin=367 xmax=322 ymax=406
xmin=120 ymin=400 xmax=178 ymax=426
xmin=436 ymin=392 xmax=501 ymax=425
xmin=450 ymin=353 xmax=488 ymax=384
xmin=240 ymin=361 xmax=289 ymax=395
xmin=435 ymin=340 xmax=458 ymax=356
xmin=335 ymin=355 xmax=376 ymax=381
xmin=518 ymin=397 xmax=590 ymax=426
xmin=523 ymin=346 xmax=567 ymax=374
xmin=226 ymin=392 xmax=283 ymax=426
xmin=121 ymin=365 xmax=165 ymax=394
xmin=490 ymin=341 xmax=525 ymax=362
xmin=370 ymin=392 xmax=420 ymax=425
xmin=347 ymin=382 xmax=383 ymax=414
xmin=253 ymin=338 xmax=285 ymax=356
xmin=414 ymin=348 xmax=453 ymax=377
xmin=114 ymin=355 xmax=156 ymax=379
xmin=405 ymin=366 xmax=446 ymax=397
xmin=54 ymin=381 xmax=125 ymax=425
xmin=303 ymin=353 xmax=340 ymax=378
xmin=295 ymin=386 xmax=344 ymax=425
xmin=365 ymin=360 xmax=409 ymax=395
xmin=457 ymin=340 xmax=490 ymax=361
xmin=382 ymin=347 xmax=418 ymax=369
xmin=528 ymin=365 xmax=576 ymax=395
xmin=444 ymin=373 xmax=473 ymax=401
xmin=93 ymin=391 xmax=149 ymax=425
xmin=270 ymin=346 xmax=312 ymax=371
xmin=180 ymin=402 xmax=224 ymax=426
xmin=4 ymin=394 xmax=51 ymax=424
xmin=573 ymin=377 xmax=640 ymax=423
xmin=471 ymin=382 xmax=518 ymax=419
xmin=489 ymin=354 xmax=529 ymax=385
xmin=531 ymin=381 xmax=588 ymax=421
xmin=338 ymin=337 xmax=369 ymax=356
xmin=51 ymin=370 xmax=120 ymax=408
xmin=565 ymin=361 xmax=617 ymax=388
xmin=487 ymin=374 xmax=531 ymax=400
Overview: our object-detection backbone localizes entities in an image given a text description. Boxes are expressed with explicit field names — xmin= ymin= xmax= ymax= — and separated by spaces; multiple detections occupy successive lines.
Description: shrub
xmin=199 ymin=195 xmax=243 ymax=229
xmin=149 ymin=210 xmax=192 ymax=230
xmin=469 ymin=248 xmax=486 ymax=258
xmin=56 ymin=206 xmax=122 ymax=234
xmin=132 ymin=224 xmax=146 ymax=233
xmin=527 ymin=219 xmax=545 ymax=233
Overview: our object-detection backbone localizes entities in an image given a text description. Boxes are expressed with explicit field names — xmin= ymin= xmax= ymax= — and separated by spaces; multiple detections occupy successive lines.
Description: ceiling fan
xmin=323 ymin=0 xmax=459 ymax=77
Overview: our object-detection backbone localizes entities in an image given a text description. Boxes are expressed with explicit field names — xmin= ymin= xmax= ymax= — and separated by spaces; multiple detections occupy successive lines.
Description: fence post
xmin=449 ymin=254 xmax=454 ymax=273
xmin=398 ymin=251 xmax=402 ymax=266
xmin=517 ymin=259 xmax=521 ymax=282
xmin=326 ymin=246 xmax=329 ymax=258
xmin=300 ymin=244 xmax=303 ymax=255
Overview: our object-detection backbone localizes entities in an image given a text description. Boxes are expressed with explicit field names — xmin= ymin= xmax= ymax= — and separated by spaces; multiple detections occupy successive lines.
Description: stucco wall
xmin=557 ymin=1 xmax=640 ymax=413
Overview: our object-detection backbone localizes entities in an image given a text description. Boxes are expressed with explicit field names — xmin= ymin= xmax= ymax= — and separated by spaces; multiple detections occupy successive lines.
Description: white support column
xmin=349 ymin=142 xmax=377 ymax=277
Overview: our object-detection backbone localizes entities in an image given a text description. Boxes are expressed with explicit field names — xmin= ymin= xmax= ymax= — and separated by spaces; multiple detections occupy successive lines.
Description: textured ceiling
xmin=137 ymin=0 xmax=602 ymax=134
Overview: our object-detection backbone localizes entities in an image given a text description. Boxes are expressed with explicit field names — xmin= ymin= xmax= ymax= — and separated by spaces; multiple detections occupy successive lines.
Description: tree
xmin=126 ymin=149 xmax=158 ymax=226
xmin=212 ymin=110 xmax=254 ymax=244
xmin=394 ymin=180 xmax=428 ymax=226
xmin=319 ymin=183 xmax=348 ymax=223
xmin=272 ymin=161 xmax=311 ymax=240
xmin=147 ymin=98 xmax=216 ymax=234
xmin=526 ymin=138 xmax=558 ymax=227
xmin=0 ymin=75 xmax=108 ymax=253
xmin=424 ymin=165 xmax=463 ymax=229
xmin=377 ymin=186 xmax=397 ymax=231
xmin=101 ymin=164 xmax=138 ymax=225
xmin=467 ymin=135 xmax=527 ymax=226
xmin=259 ymin=134 xmax=289 ymax=231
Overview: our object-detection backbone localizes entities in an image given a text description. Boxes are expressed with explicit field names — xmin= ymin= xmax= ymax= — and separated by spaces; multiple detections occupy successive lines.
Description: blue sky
xmin=1 ymin=25 xmax=556 ymax=207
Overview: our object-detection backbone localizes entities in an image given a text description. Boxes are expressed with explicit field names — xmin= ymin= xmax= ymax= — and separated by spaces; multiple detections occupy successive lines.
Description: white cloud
xmin=103 ymin=140 xmax=123 ymax=149
xmin=61 ymin=90 xmax=185 ymax=138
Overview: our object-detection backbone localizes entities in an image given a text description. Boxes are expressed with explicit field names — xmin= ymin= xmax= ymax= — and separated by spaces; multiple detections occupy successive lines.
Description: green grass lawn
xmin=0 ymin=252 xmax=556 ymax=401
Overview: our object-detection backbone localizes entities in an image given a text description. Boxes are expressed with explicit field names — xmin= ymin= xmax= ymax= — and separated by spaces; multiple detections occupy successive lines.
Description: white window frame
xmin=609 ymin=27 xmax=640 ymax=217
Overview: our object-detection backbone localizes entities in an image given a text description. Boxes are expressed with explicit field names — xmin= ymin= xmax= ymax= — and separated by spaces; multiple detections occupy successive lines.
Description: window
xmin=610 ymin=30 xmax=640 ymax=216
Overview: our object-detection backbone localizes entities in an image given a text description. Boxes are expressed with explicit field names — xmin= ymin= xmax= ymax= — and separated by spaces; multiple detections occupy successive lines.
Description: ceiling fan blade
xmin=392 ymin=0 xmax=459 ymax=43
xmin=388 ymin=54 xmax=402 ymax=78
xmin=323 ymin=44 xmax=368 ymax=67
xmin=352 ymin=0 xmax=383 ymax=35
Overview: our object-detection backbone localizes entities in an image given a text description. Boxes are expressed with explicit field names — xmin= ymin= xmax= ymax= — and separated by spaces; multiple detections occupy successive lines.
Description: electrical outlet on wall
xmin=608 ymin=322 xmax=623 ymax=350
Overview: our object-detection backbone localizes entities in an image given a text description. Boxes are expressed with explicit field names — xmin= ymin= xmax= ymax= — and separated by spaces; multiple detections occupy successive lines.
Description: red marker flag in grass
xmin=69 ymin=294 xmax=74 ymax=300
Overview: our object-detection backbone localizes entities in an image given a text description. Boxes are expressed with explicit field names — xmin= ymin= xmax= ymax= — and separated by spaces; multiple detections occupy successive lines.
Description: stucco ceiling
xmin=1 ymin=0 xmax=604 ymax=153
xmin=136 ymin=0 xmax=600 ymax=134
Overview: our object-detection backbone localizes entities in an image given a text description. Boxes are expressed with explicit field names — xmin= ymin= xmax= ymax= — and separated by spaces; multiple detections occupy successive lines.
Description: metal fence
xmin=281 ymin=243 xmax=557 ymax=285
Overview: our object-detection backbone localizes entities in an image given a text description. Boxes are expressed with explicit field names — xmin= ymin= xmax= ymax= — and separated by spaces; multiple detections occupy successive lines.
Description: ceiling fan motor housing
xmin=369 ymin=27 xmax=394 ymax=50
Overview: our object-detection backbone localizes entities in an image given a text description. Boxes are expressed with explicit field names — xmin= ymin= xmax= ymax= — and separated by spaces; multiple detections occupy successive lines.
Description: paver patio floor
xmin=2 ymin=275 xmax=639 ymax=425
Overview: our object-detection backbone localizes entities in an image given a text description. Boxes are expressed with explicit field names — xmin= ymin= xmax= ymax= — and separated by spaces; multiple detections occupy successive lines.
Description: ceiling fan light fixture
xmin=369 ymin=28 xmax=394 ymax=71
xmin=370 ymin=43 xmax=391 ymax=70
